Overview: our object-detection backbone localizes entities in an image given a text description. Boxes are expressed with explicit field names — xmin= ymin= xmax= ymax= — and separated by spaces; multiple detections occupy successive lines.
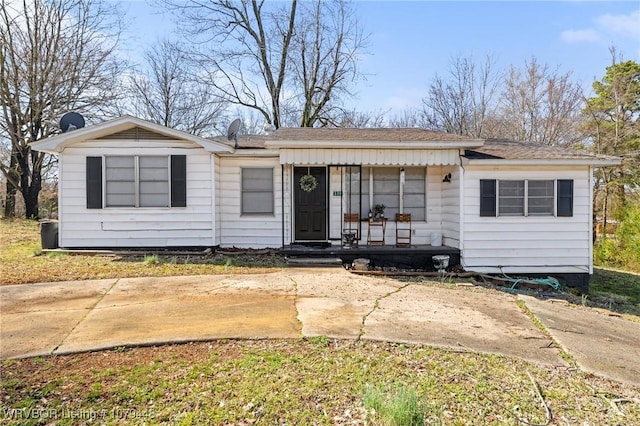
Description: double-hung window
xmin=481 ymin=179 xmax=573 ymax=217
xmin=86 ymin=155 xmax=186 ymax=209
xmin=241 ymin=168 xmax=274 ymax=215
xmin=105 ymin=156 xmax=169 ymax=207
xmin=361 ymin=167 xmax=426 ymax=221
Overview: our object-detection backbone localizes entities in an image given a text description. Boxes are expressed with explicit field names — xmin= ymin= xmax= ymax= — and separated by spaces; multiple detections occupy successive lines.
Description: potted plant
xmin=374 ymin=204 xmax=386 ymax=219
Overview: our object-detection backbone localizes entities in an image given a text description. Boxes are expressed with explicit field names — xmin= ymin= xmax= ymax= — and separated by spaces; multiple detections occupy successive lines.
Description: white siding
xmin=218 ymin=156 xmax=282 ymax=248
xmin=441 ymin=165 xmax=460 ymax=248
xmin=461 ymin=166 xmax=592 ymax=274
xmin=329 ymin=167 xmax=343 ymax=240
xmin=58 ymin=142 xmax=214 ymax=248
xmin=213 ymin=156 xmax=221 ymax=246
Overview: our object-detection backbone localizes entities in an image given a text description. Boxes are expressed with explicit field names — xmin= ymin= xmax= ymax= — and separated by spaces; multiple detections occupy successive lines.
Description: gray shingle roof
xmin=263 ymin=127 xmax=483 ymax=142
xmin=465 ymin=139 xmax=617 ymax=161
xmin=214 ymin=128 xmax=620 ymax=164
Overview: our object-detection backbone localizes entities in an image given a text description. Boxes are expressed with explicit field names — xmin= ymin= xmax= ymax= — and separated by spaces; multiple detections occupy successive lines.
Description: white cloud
xmin=561 ymin=8 xmax=640 ymax=45
xmin=561 ymin=29 xmax=601 ymax=44
xmin=595 ymin=9 xmax=640 ymax=39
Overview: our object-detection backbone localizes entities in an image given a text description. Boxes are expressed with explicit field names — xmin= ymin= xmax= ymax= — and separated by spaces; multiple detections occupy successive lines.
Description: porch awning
xmin=279 ymin=148 xmax=460 ymax=166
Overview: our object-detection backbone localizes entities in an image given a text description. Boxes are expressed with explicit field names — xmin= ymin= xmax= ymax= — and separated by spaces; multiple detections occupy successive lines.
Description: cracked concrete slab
xmin=294 ymin=268 xmax=400 ymax=339
xmin=0 ymin=280 xmax=116 ymax=359
xmin=521 ymin=295 xmax=640 ymax=386
xmin=55 ymin=274 xmax=300 ymax=354
xmin=56 ymin=293 xmax=300 ymax=355
xmin=5 ymin=270 xmax=640 ymax=386
xmin=363 ymin=284 xmax=565 ymax=366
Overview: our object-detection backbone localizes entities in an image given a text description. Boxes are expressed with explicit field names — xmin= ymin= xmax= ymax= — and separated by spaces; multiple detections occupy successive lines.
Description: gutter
xmin=265 ymin=140 xmax=485 ymax=149
xmin=462 ymin=158 xmax=622 ymax=167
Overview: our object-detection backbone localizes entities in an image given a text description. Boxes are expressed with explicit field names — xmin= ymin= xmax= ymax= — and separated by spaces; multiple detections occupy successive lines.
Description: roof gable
xmin=30 ymin=115 xmax=233 ymax=154
xmin=97 ymin=127 xmax=174 ymax=141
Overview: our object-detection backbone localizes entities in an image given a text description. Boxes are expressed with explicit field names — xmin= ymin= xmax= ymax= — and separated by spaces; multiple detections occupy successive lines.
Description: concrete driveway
xmin=2 ymin=268 xmax=639 ymax=386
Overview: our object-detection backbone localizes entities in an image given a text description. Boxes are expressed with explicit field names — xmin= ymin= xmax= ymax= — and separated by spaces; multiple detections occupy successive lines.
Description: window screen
xmin=373 ymin=168 xmax=400 ymax=218
xmin=139 ymin=156 xmax=169 ymax=207
xmin=242 ymin=168 xmax=274 ymax=214
xmin=527 ymin=180 xmax=554 ymax=215
xmin=498 ymin=180 xmax=524 ymax=216
xmin=403 ymin=167 xmax=425 ymax=221
xmin=106 ymin=156 xmax=135 ymax=207
xmin=105 ymin=156 xmax=171 ymax=208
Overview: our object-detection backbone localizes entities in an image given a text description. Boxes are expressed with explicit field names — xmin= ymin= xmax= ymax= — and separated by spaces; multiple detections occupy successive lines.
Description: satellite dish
xmin=227 ymin=118 xmax=242 ymax=149
xmin=60 ymin=112 xmax=85 ymax=133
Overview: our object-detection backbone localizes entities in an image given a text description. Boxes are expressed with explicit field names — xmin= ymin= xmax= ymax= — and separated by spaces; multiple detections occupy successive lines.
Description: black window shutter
xmin=557 ymin=179 xmax=573 ymax=217
xmin=171 ymin=155 xmax=187 ymax=207
xmin=86 ymin=157 xmax=102 ymax=209
xmin=480 ymin=179 xmax=497 ymax=217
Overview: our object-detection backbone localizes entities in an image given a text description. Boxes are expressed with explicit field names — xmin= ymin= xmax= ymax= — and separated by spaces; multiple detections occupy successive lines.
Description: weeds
xmin=363 ymin=383 xmax=427 ymax=426
xmin=143 ymin=254 xmax=160 ymax=265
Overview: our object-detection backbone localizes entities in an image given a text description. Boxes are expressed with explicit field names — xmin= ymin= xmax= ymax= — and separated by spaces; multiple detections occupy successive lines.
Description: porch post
xmin=281 ymin=164 xmax=285 ymax=248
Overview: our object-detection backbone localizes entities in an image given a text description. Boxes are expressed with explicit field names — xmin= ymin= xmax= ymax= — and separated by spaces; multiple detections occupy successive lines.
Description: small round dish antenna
xmin=227 ymin=118 xmax=242 ymax=148
xmin=59 ymin=112 xmax=85 ymax=133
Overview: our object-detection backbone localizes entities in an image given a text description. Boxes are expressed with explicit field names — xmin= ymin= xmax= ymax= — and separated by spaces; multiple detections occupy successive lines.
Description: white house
xmin=31 ymin=115 xmax=620 ymax=289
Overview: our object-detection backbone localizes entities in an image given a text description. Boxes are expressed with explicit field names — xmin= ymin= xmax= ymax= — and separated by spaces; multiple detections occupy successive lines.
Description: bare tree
xmin=291 ymin=0 xmax=365 ymax=127
xmin=387 ymin=108 xmax=426 ymax=128
xmin=332 ymin=108 xmax=388 ymax=128
xmin=497 ymin=57 xmax=584 ymax=146
xmin=162 ymin=0 xmax=365 ymax=129
xmin=127 ymin=39 xmax=226 ymax=136
xmin=422 ymin=54 xmax=501 ymax=137
xmin=0 ymin=0 xmax=126 ymax=218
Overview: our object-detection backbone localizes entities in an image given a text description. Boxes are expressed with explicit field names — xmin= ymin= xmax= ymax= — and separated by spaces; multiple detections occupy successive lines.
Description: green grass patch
xmin=0 ymin=219 xmax=285 ymax=285
xmin=2 ymin=340 xmax=638 ymax=425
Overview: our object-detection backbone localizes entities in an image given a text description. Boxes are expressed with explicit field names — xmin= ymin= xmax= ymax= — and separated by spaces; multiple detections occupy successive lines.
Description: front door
xmin=294 ymin=167 xmax=327 ymax=240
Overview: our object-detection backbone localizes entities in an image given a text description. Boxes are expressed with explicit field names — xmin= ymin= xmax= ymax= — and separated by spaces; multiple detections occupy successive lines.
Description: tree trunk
xmin=4 ymin=183 xmax=16 ymax=218
xmin=24 ymin=189 xmax=40 ymax=219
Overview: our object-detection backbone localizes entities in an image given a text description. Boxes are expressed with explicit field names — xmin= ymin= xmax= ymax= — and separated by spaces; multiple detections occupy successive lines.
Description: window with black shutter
xmin=170 ymin=155 xmax=187 ymax=207
xmin=86 ymin=157 xmax=103 ymax=209
xmin=89 ymin=155 xmax=187 ymax=208
xmin=480 ymin=179 xmax=496 ymax=217
xmin=557 ymin=179 xmax=574 ymax=217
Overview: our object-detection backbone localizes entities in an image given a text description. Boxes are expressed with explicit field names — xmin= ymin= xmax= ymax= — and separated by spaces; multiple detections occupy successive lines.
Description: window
xmin=527 ymin=180 xmax=554 ymax=216
xmin=105 ymin=156 xmax=169 ymax=207
xmin=86 ymin=155 xmax=186 ymax=209
xmin=106 ymin=156 xmax=137 ymax=207
xmin=372 ymin=168 xmax=400 ymax=218
xmin=498 ymin=180 xmax=524 ymax=216
xmin=402 ymin=167 xmax=426 ymax=221
xmin=480 ymin=179 xmax=573 ymax=217
xmin=242 ymin=168 xmax=274 ymax=214
xmin=361 ymin=167 xmax=426 ymax=221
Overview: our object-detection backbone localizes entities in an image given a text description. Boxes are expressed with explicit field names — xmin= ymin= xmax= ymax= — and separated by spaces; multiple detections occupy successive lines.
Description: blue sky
xmin=119 ymin=1 xmax=640 ymax=116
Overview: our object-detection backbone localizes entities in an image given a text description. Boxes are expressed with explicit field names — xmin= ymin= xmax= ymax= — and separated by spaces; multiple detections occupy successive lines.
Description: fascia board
xmin=29 ymin=116 xmax=233 ymax=153
xmin=461 ymin=158 xmax=622 ymax=167
xmin=264 ymin=140 xmax=485 ymax=149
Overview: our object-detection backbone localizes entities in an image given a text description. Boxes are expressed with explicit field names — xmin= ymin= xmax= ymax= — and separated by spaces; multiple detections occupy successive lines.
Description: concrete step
xmin=285 ymin=257 xmax=343 ymax=267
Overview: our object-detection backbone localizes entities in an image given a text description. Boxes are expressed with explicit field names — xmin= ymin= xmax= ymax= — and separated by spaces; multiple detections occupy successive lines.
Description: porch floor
xmin=281 ymin=244 xmax=461 ymax=271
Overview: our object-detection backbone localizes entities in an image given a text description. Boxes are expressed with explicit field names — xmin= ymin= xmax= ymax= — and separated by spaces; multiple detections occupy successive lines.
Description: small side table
xmin=367 ymin=218 xmax=387 ymax=245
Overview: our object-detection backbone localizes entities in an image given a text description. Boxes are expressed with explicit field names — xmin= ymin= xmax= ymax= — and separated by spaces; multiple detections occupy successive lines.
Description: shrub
xmin=594 ymin=203 xmax=640 ymax=272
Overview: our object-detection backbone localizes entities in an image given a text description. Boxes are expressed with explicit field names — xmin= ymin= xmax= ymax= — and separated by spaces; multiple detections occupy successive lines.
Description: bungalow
xmin=31 ymin=115 xmax=620 ymax=288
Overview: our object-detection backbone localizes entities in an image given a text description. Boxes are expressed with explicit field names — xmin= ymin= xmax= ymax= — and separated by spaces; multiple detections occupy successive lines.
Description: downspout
xmin=458 ymin=151 xmax=466 ymax=264
xmin=588 ymin=165 xmax=594 ymax=275
xmin=281 ymin=164 xmax=285 ymax=248
xmin=58 ymin=150 xmax=64 ymax=246
xmin=211 ymin=154 xmax=216 ymax=247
